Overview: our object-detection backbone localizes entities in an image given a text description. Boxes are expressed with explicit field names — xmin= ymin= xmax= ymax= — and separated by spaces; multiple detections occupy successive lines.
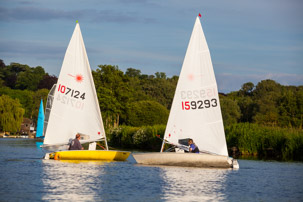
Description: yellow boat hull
xmin=49 ymin=150 xmax=130 ymax=161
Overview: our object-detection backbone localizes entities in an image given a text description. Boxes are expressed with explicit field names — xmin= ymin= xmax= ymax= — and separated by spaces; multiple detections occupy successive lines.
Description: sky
xmin=1 ymin=0 xmax=302 ymax=93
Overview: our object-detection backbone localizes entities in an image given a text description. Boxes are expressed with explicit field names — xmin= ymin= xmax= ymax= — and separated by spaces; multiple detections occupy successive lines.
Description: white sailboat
xmin=133 ymin=15 xmax=239 ymax=168
xmin=42 ymin=21 xmax=130 ymax=161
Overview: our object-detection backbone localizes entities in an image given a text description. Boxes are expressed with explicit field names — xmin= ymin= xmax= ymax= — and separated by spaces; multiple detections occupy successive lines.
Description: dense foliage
xmin=0 ymin=59 xmax=302 ymax=160
xmin=126 ymin=100 xmax=169 ymax=126
xmin=0 ymin=87 xmax=49 ymax=119
xmin=107 ymin=125 xmax=165 ymax=151
xmin=0 ymin=95 xmax=24 ymax=133
xmin=92 ymin=65 xmax=176 ymax=128
xmin=0 ymin=60 xmax=57 ymax=91
xmin=227 ymin=80 xmax=303 ymax=128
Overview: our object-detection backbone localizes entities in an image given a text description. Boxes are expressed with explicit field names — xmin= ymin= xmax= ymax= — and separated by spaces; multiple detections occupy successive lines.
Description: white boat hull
xmin=132 ymin=152 xmax=239 ymax=168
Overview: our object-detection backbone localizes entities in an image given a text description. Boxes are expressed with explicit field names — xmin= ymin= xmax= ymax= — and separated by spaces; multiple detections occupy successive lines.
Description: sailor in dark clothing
xmin=69 ymin=134 xmax=84 ymax=150
xmin=188 ymin=139 xmax=199 ymax=153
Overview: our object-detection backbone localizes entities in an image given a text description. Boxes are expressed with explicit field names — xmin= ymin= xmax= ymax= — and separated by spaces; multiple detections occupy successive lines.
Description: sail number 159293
xmin=181 ymin=99 xmax=217 ymax=110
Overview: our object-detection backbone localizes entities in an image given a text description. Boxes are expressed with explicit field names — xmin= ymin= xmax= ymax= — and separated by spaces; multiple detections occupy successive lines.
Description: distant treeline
xmin=0 ymin=60 xmax=177 ymax=131
xmin=0 ymin=60 xmax=302 ymax=160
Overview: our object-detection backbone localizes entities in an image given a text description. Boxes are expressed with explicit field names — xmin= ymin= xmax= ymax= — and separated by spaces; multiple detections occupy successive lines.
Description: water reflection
xmin=40 ymin=157 xmax=233 ymax=201
xmin=158 ymin=166 xmax=231 ymax=201
xmin=97 ymin=160 xmax=165 ymax=201
xmin=41 ymin=160 xmax=107 ymax=201
xmin=40 ymin=158 xmax=166 ymax=201
xmin=57 ymin=160 xmax=112 ymax=165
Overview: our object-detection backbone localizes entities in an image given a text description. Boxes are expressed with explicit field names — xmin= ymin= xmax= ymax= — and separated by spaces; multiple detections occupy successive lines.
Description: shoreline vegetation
xmin=0 ymin=60 xmax=302 ymax=161
xmin=226 ymin=123 xmax=303 ymax=161
xmin=105 ymin=124 xmax=303 ymax=162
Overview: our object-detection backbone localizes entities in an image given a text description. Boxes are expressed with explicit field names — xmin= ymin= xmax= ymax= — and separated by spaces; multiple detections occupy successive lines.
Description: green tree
xmin=93 ymin=65 xmax=132 ymax=128
xmin=31 ymin=89 xmax=49 ymax=123
xmin=239 ymin=82 xmax=255 ymax=96
xmin=252 ymin=80 xmax=281 ymax=126
xmin=155 ymin=72 xmax=167 ymax=79
xmin=127 ymin=100 xmax=169 ymax=126
xmin=296 ymin=87 xmax=303 ymax=128
xmin=0 ymin=87 xmax=34 ymax=118
xmin=278 ymin=86 xmax=303 ymax=128
xmin=38 ymin=74 xmax=58 ymax=90
xmin=1 ymin=62 xmax=29 ymax=89
xmin=230 ymin=82 xmax=257 ymax=123
xmin=140 ymin=74 xmax=177 ymax=109
xmin=220 ymin=95 xmax=241 ymax=126
xmin=125 ymin=68 xmax=150 ymax=102
xmin=0 ymin=95 xmax=25 ymax=133
xmin=0 ymin=59 xmax=5 ymax=87
xmin=15 ymin=66 xmax=45 ymax=91
xmin=125 ymin=68 xmax=141 ymax=78
xmin=237 ymin=96 xmax=256 ymax=122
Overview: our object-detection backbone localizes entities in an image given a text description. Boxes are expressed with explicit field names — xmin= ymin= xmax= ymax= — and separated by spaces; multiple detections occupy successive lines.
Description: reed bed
xmin=225 ymin=123 xmax=303 ymax=161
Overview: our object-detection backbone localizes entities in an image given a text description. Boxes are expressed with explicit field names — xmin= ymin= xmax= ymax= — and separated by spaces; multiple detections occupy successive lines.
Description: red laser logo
xmin=68 ymin=74 xmax=84 ymax=83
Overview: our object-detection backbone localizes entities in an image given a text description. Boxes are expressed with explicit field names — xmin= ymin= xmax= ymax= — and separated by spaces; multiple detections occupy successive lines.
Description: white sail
xmin=162 ymin=17 xmax=228 ymax=156
xmin=43 ymin=22 xmax=106 ymax=147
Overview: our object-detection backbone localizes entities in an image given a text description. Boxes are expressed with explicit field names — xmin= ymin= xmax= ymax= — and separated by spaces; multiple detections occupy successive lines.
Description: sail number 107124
xmin=181 ymin=99 xmax=217 ymax=110
xmin=57 ymin=84 xmax=85 ymax=100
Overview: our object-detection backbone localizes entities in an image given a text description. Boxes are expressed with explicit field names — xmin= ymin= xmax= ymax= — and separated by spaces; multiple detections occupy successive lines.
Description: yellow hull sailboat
xmin=48 ymin=150 xmax=130 ymax=161
xmin=42 ymin=21 xmax=130 ymax=161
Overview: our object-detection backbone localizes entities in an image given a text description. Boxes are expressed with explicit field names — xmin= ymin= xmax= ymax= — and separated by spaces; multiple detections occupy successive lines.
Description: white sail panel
xmin=43 ymin=23 xmax=106 ymax=146
xmin=163 ymin=17 xmax=228 ymax=156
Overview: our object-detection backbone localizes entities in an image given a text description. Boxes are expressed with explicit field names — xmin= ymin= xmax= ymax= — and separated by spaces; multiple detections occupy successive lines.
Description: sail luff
xmin=78 ymin=24 xmax=108 ymax=150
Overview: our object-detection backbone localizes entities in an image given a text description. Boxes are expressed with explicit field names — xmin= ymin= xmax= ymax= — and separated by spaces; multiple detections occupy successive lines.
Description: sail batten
xmin=162 ymin=16 xmax=228 ymax=156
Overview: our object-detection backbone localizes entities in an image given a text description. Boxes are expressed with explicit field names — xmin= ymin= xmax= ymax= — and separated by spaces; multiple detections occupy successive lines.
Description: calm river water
xmin=0 ymin=138 xmax=302 ymax=202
